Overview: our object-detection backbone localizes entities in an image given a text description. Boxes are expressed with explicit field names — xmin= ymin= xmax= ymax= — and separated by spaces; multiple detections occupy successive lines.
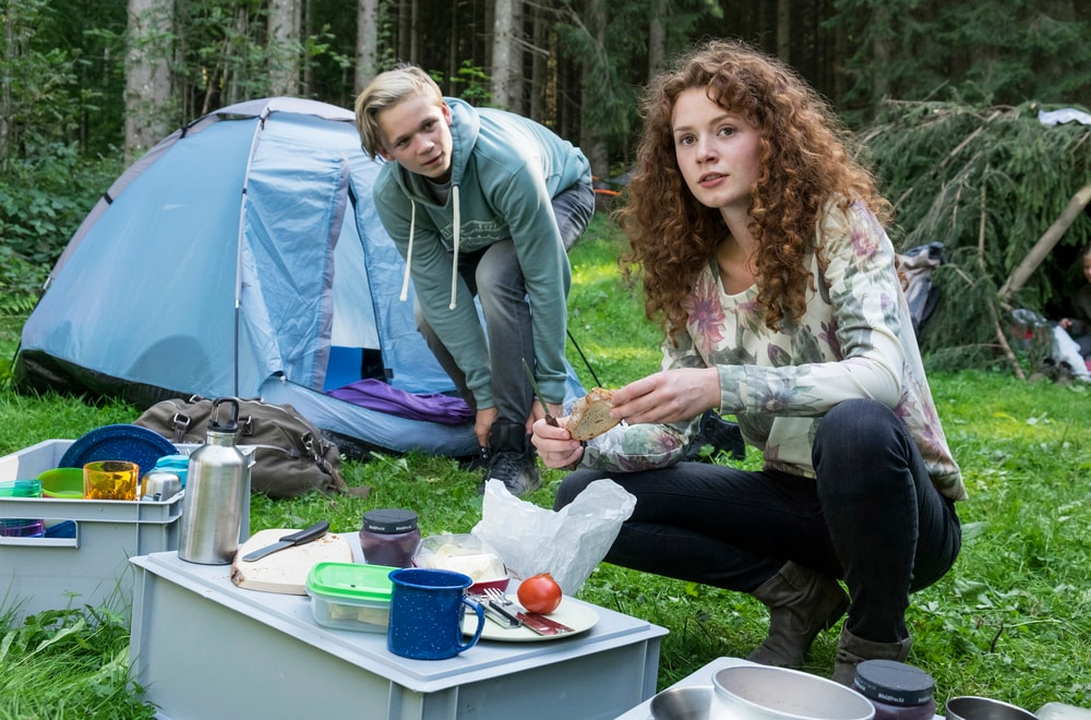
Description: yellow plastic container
xmin=83 ymin=460 xmax=139 ymax=500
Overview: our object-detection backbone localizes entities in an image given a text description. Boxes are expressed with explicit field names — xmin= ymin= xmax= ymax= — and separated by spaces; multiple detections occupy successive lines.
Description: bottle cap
xmin=853 ymin=660 xmax=935 ymax=706
xmin=362 ymin=508 xmax=418 ymax=534
xmin=209 ymin=398 xmax=240 ymax=433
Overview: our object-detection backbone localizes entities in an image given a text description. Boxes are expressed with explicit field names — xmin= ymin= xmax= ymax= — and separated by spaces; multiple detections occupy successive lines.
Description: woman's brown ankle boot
xmin=746 ymin=562 xmax=850 ymax=668
xmin=831 ymin=626 xmax=912 ymax=685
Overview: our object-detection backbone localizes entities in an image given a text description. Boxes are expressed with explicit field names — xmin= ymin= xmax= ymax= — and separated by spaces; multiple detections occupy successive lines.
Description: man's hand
xmin=609 ymin=367 xmax=720 ymax=425
xmin=531 ymin=416 xmax=583 ymax=469
xmin=525 ymin=400 xmax=564 ymax=435
xmin=475 ymin=406 xmax=498 ymax=448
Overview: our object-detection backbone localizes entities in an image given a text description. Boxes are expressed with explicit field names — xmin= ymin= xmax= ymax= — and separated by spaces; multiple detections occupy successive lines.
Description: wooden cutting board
xmin=230 ymin=528 xmax=353 ymax=595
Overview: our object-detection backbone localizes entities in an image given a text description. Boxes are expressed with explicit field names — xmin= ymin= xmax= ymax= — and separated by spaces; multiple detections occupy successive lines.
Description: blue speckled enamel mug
xmin=387 ymin=568 xmax=485 ymax=660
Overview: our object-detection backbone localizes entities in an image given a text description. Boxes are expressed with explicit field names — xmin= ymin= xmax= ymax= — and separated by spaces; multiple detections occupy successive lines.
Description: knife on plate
xmin=472 ymin=595 xmax=522 ymax=629
xmin=240 ymin=521 xmax=329 ymax=562
xmin=516 ymin=611 xmax=575 ymax=636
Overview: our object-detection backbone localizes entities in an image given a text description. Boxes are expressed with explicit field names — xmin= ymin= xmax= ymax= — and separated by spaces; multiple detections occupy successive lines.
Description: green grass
xmin=2 ymin=215 xmax=1090 ymax=716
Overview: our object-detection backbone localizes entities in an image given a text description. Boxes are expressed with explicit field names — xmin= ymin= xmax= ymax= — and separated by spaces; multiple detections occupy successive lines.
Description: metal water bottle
xmin=177 ymin=398 xmax=250 ymax=564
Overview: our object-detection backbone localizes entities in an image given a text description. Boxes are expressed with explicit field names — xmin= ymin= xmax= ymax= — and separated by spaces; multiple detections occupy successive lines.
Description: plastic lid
xmin=154 ymin=455 xmax=190 ymax=468
xmin=853 ymin=660 xmax=935 ymax=706
xmin=306 ymin=562 xmax=396 ymax=602
xmin=0 ymin=479 xmax=42 ymax=498
xmin=362 ymin=508 xmax=418 ymax=534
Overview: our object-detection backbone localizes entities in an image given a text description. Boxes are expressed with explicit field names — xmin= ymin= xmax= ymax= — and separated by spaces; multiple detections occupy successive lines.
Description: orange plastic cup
xmin=83 ymin=461 xmax=140 ymax=501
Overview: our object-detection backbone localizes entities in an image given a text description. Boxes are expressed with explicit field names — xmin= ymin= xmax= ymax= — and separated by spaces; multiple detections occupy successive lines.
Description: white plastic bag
xmin=471 ymin=478 xmax=637 ymax=595
xmin=1051 ymin=325 xmax=1091 ymax=380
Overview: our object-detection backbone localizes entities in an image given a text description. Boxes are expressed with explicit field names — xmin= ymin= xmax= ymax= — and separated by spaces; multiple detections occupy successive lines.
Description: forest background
xmin=1 ymin=0 xmax=1090 ymax=367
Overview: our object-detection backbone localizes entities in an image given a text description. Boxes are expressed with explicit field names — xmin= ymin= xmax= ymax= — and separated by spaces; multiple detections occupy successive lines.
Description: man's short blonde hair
xmin=355 ymin=65 xmax=444 ymax=159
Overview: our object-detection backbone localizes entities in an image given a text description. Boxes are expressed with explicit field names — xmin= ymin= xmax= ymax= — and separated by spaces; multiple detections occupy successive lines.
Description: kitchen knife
xmin=472 ymin=595 xmax=522 ymax=629
xmin=240 ymin=521 xmax=329 ymax=562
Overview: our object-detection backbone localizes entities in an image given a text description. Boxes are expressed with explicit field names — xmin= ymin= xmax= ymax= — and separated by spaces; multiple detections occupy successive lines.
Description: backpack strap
xmin=168 ymin=412 xmax=191 ymax=443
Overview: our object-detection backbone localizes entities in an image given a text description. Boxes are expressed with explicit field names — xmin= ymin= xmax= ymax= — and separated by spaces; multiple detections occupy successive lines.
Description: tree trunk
xmin=490 ymin=0 xmax=519 ymax=110
xmin=410 ymin=0 xmax=419 ymax=64
xmin=648 ymin=0 xmax=665 ymax=82
xmin=225 ymin=5 xmax=249 ymax=106
xmin=484 ymin=0 xmax=494 ymax=74
xmin=268 ymin=0 xmax=299 ymax=96
xmin=510 ymin=0 xmax=523 ymax=113
xmin=1 ymin=0 xmax=14 ymax=160
xmin=871 ymin=3 xmax=891 ymax=111
xmin=530 ymin=4 xmax=546 ymax=121
xmin=301 ymin=0 xmax=312 ymax=95
xmin=398 ymin=0 xmax=410 ymax=60
xmin=447 ymin=0 xmax=459 ymax=94
xmin=355 ymin=0 xmax=379 ymax=94
xmin=832 ymin=0 xmax=847 ymax=105
xmin=124 ymin=0 xmax=174 ymax=162
xmin=580 ymin=0 xmax=608 ymax=180
xmin=776 ymin=0 xmax=790 ymax=63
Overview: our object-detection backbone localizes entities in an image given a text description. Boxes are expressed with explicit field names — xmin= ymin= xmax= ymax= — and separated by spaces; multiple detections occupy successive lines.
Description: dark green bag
xmin=135 ymin=395 xmax=358 ymax=499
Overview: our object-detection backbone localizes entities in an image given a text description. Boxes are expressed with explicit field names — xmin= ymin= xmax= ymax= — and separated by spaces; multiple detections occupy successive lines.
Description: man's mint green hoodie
xmin=373 ymin=97 xmax=591 ymax=408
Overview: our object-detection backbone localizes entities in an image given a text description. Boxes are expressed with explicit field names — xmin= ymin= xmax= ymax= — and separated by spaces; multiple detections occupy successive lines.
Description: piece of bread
xmin=564 ymin=388 xmax=620 ymax=441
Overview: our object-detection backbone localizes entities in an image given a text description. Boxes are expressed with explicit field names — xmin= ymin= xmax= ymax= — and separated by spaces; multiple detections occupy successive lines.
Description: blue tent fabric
xmin=15 ymin=97 xmax=585 ymax=458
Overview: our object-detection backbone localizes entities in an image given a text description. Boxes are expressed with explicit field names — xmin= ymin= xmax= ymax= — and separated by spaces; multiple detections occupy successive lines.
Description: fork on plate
xmin=483 ymin=587 xmax=512 ymax=606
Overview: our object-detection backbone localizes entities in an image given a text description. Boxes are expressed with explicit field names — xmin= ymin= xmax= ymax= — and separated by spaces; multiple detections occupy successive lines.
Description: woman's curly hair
xmin=617 ymin=39 xmax=891 ymax=338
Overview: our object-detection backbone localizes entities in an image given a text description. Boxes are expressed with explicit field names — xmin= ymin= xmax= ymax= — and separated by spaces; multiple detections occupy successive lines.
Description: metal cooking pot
xmin=650 ymin=685 xmax=713 ymax=720
xmin=141 ymin=471 xmax=182 ymax=501
xmin=947 ymin=697 xmax=1039 ymax=720
xmin=711 ymin=665 xmax=875 ymax=720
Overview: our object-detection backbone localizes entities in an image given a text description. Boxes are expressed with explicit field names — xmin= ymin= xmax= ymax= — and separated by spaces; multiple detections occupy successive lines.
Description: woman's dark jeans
xmin=554 ymin=399 xmax=961 ymax=643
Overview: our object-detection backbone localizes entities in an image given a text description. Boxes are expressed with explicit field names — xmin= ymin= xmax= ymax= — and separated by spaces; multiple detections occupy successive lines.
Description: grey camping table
xmin=127 ymin=535 xmax=667 ymax=720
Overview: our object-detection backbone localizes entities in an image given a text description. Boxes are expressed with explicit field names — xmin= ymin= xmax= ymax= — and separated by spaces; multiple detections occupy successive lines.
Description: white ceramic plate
xmin=462 ymin=595 xmax=598 ymax=642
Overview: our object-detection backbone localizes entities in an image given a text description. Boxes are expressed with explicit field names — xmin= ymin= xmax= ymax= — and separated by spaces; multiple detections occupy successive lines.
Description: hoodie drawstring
xmin=398 ymin=185 xmax=462 ymax=310
xmin=399 ymin=200 xmax=416 ymax=302
xmin=449 ymin=185 xmax=461 ymax=310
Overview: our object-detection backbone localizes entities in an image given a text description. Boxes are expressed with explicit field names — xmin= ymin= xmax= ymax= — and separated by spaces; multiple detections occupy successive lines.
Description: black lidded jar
xmin=359 ymin=508 xmax=421 ymax=568
xmin=853 ymin=660 xmax=937 ymax=720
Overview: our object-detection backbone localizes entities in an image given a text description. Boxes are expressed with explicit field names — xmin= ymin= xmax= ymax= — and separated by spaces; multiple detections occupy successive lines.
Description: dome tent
xmin=14 ymin=97 xmax=584 ymax=457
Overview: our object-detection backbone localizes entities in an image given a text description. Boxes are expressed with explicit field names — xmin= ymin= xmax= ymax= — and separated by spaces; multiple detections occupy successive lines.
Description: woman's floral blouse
xmin=580 ymin=201 xmax=966 ymax=501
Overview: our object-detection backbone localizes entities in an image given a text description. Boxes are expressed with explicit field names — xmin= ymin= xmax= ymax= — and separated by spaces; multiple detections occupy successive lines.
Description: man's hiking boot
xmin=481 ymin=418 xmax=540 ymax=497
xmin=746 ymin=561 xmax=850 ymax=668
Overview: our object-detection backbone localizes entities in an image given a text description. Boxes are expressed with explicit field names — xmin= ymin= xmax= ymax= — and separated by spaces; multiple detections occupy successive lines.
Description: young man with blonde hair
xmin=355 ymin=65 xmax=594 ymax=495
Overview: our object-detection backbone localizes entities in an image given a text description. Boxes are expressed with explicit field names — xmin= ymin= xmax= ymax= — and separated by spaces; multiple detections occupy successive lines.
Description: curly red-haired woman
xmin=532 ymin=40 xmax=964 ymax=682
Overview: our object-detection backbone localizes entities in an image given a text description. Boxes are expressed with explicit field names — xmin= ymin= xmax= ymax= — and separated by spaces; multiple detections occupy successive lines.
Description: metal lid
xmin=362 ymin=508 xmax=418 ymax=534
xmin=853 ymin=660 xmax=935 ymax=706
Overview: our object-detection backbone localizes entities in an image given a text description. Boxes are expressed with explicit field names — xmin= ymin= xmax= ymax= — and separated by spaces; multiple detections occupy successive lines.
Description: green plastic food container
xmin=305 ymin=562 xmax=396 ymax=633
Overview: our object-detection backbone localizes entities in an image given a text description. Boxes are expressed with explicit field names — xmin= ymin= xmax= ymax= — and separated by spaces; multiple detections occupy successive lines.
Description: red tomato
xmin=517 ymin=573 xmax=562 ymax=614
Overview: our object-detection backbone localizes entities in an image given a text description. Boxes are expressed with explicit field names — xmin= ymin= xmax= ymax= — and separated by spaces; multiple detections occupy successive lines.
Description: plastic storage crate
xmin=129 ymin=541 xmax=668 ymax=720
xmin=0 ymin=439 xmax=250 ymax=622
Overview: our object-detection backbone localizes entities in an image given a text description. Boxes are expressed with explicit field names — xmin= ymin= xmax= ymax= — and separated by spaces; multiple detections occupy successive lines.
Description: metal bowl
xmin=650 ymin=685 xmax=713 ymax=720
xmin=712 ymin=665 xmax=875 ymax=720
xmin=948 ymin=697 xmax=1039 ymax=720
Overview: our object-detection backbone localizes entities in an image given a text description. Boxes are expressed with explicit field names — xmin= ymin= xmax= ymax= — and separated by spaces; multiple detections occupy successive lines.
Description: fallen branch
xmin=998 ymin=183 xmax=1091 ymax=302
